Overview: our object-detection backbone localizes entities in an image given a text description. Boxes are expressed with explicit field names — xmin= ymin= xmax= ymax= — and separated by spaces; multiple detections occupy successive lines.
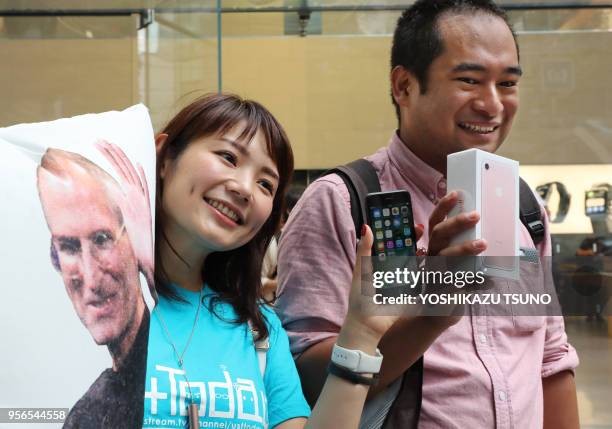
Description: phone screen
xmin=366 ymin=191 xmax=416 ymax=272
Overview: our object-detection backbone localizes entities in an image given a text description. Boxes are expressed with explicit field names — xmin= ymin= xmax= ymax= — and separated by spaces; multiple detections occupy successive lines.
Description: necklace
xmin=155 ymin=286 xmax=204 ymax=429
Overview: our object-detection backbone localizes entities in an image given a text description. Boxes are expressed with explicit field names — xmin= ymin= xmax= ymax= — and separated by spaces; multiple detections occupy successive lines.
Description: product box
xmin=447 ymin=149 xmax=519 ymax=280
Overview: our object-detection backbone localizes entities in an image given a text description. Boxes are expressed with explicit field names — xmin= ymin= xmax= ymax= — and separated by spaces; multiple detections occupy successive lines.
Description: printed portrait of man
xmin=37 ymin=146 xmax=153 ymax=428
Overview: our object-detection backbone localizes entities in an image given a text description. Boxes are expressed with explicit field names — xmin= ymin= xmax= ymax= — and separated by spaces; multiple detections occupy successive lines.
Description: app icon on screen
xmin=405 ymin=238 xmax=412 ymax=247
xmin=401 ymin=206 xmax=409 ymax=215
xmin=382 ymin=208 xmax=390 ymax=217
xmin=395 ymin=239 xmax=404 ymax=248
xmin=386 ymin=240 xmax=395 ymax=249
xmin=378 ymin=253 xmax=386 ymax=261
xmin=374 ymin=220 xmax=382 ymax=229
xmin=377 ymin=241 xmax=385 ymax=252
xmin=385 ymin=230 xmax=393 ymax=238
xmin=393 ymin=217 xmax=401 ymax=228
xmin=403 ymin=227 xmax=411 ymax=236
xmin=384 ymin=219 xmax=391 ymax=227
xmin=403 ymin=217 xmax=410 ymax=224
xmin=376 ymin=231 xmax=383 ymax=240
xmin=392 ymin=207 xmax=399 ymax=215
xmin=373 ymin=208 xmax=381 ymax=218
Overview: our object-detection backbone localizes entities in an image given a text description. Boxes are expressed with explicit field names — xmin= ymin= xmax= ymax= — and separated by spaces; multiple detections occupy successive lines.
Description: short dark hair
xmin=390 ymin=0 xmax=518 ymax=120
xmin=155 ymin=93 xmax=294 ymax=341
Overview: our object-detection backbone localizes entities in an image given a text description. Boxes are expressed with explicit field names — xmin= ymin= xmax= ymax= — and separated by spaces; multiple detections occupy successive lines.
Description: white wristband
xmin=331 ymin=343 xmax=383 ymax=374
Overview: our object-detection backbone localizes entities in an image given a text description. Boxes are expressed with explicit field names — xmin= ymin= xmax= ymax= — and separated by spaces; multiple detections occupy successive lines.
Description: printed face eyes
xmin=54 ymin=226 xmax=125 ymax=263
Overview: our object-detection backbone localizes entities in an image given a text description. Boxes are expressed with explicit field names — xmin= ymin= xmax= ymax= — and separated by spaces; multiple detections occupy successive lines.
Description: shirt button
xmin=479 ymin=334 xmax=487 ymax=344
xmin=498 ymin=391 xmax=507 ymax=401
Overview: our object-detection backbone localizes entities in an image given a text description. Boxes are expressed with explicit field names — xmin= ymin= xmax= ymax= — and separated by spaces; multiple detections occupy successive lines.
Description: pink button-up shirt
xmin=276 ymin=132 xmax=579 ymax=429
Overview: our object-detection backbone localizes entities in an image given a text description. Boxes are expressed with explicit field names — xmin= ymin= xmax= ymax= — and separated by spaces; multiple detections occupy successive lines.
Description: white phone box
xmin=447 ymin=149 xmax=519 ymax=280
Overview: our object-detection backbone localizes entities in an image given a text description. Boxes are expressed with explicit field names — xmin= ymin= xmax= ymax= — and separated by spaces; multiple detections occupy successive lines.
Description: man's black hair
xmin=391 ymin=0 xmax=518 ymax=121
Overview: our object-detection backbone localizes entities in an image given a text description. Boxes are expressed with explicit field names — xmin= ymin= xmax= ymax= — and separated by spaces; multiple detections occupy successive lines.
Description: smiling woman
xmin=144 ymin=94 xmax=303 ymax=429
xmin=154 ymin=95 xmax=292 ymax=331
xmin=143 ymin=93 xmax=424 ymax=429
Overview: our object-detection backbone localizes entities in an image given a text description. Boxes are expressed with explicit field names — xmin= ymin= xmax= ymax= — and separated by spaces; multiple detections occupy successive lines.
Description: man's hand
xmin=543 ymin=371 xmax=579 ymax=429
xmin=427 ymin=191 xmax=487 ymax=257
xmin=96 ymin=140 xmax=155 ymax=297
xmin=419 ymin=190 xmax=489 ymax=324
xmin=262 ymin=278 xmax=278 ymax=302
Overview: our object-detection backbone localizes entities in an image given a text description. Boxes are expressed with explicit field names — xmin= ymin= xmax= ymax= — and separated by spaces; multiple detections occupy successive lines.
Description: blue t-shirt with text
xmin=143 ymin=285 xmax=310 ymax=429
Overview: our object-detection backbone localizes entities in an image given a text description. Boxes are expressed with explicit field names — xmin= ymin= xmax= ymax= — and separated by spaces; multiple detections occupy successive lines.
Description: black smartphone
xmin=366 ymin=191 xmax=417 ymax=274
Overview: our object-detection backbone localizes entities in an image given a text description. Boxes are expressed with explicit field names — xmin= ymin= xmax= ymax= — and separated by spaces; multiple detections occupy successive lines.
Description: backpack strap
xmin=323 ymin=158 xmax=382 ymax=234
xmin=248 ymin=321 xmax=269 ymax=379
xmin=519 ymin=177 xmax=545 ymax=246
xmin=324 ymin=159 xmax=422 ymax=429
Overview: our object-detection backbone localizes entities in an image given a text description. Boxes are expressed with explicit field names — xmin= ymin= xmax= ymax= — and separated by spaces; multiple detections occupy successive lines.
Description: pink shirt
xmin=276 ymin=132 xmax=579 ymax=429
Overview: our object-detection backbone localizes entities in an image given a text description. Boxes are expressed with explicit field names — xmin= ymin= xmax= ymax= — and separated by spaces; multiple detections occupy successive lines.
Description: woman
xmin=108 ymin=93 xmax=400 ymax=429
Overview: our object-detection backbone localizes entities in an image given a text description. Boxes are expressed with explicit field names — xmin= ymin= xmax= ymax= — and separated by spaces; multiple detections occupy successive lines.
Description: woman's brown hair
xmin=155 ymin=93 xmax=294 ymax=340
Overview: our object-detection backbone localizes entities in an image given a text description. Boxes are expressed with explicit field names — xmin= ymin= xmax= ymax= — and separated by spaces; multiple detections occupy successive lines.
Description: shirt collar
xmin=387 ymin=131 xmax=447 ymax=203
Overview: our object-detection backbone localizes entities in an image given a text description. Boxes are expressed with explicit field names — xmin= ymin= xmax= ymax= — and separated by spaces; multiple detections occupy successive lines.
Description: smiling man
xmin=37 ymin=148 xmax=149 ymax=428
xmin=395 ymin=11 xmax=521 ymax=174
xmin=276 ymin=1 xmax=579 ymax=428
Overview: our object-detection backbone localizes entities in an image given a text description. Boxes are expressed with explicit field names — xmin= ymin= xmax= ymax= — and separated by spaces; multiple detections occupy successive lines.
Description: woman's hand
xmin=96 ymin=140 xmax=155 ymax=293
xmin=339 ymin=195 xmax=478 ymax=354
xmin=338 ymin=224 xmax=425 ymax=354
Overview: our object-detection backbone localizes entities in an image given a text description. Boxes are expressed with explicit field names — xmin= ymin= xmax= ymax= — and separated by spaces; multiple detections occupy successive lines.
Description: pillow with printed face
xmin=0 ymin=105 xmax=156 ymax=426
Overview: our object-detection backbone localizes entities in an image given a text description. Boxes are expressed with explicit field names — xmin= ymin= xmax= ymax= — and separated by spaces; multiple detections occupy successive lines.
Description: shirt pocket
xmin=508 ymin=260 xmax=546 ymax=333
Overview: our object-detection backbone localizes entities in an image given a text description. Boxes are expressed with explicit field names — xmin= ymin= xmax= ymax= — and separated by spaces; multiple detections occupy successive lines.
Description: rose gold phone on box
xmin=447 ymin=149 xmax=519 ymax=280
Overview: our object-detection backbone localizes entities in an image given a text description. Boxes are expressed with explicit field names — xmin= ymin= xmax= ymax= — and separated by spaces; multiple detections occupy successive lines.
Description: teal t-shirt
xmin=143 ymin=285 xmax=310 ymax=429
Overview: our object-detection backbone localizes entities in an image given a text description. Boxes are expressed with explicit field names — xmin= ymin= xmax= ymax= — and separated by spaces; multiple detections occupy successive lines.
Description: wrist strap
xmin=327 ymin=362 xmax=379 ymax=386
xmin=331 ymin=343 xmax=383 ymax=373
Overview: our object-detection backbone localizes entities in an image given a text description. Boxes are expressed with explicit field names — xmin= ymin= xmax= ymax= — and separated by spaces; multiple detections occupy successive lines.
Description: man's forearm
xmin=296 ymin=338 xmax=336 ymax=407
xmin=543 ymin=370 xmax=579 ymax=429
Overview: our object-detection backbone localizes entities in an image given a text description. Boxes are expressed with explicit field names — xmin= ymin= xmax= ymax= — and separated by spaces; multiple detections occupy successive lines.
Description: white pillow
xmin=0 ymin=104 xmax=156 ymax=418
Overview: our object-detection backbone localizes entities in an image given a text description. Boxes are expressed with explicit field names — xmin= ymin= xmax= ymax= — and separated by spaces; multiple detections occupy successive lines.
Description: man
xmin=37 ymin=147 xmax=151 ymax=428
xmin=276 ymin=1 xmax=579 ymax=428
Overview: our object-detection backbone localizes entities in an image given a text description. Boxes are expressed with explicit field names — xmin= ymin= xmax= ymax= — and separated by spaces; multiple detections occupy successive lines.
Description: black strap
xmin=323 ymin=159 xmax=422 ymax=429
xmin=327 ymin=362 xmax=379 ymax=386
xmin=323 ymin=158 xmax=381 ymax=234
xmin=519 ymin=177 xmax=545 ymax=246
xmin=383 ymin=356 xmax=423 ymax=429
